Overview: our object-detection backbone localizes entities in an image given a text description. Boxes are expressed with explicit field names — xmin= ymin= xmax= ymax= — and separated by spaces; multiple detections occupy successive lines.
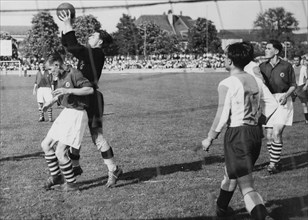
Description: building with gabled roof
xmin=135 ymin=10 xmax=196 ymax=41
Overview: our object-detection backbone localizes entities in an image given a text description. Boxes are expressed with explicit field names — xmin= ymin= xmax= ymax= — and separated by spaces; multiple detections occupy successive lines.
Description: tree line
xmin=0 ymin=7 xmax=306 ymax=61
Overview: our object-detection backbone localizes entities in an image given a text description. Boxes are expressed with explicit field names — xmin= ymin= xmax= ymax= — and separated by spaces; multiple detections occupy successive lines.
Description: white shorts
xmin=46 ymin=108 xmax=88 ymax=149
xmin=37 ymin=87 xmax=52 ymax=103
xmin=265 ymin=93 xmax=293 ymax=127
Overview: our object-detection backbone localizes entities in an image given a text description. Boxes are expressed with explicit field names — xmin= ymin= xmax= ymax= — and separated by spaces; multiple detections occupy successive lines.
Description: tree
xmin=0 ymin=32 xmax=19 ymax=60
xmin=138 ymin=22 xmax=180 ymax=55
xmin=187 ymin=18 xmax=221 ymax=54
xmin=23 ymin=11 xmax=61 ymax=60
xmin=253 ymin=7 xmax=299 ymax=42
xmin=72 ymin=14 xmax=101 ymax=45
xmin=102 ymin=32 xmax=119 ymax=56
xmin=113 ymin=14 xmax=142 ymax=55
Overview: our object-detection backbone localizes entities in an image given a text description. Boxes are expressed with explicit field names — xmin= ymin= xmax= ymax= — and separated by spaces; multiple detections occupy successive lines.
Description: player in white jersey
xmin=202 ymin=42 xmax=277 ymax=220
xmin=292 ymin=55 xmax=308 ymax=123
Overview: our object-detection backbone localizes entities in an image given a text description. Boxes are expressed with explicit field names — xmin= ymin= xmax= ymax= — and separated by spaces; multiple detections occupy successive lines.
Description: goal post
xmin=0 ymin=60 xmax=22 ymax=76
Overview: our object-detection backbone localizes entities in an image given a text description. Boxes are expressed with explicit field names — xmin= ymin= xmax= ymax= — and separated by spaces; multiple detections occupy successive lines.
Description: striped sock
xmin=45 ymin=153 xmax=61 ymax=177
xmin=38 ymin=103 xmax=44 ymax=119
xmin=60 ymin=160 xmax=76 ymax=184
xmin=47 ymin=108 xmax=52 ymax=121
xmin=270 ymin=142 xmax=283 ymax=165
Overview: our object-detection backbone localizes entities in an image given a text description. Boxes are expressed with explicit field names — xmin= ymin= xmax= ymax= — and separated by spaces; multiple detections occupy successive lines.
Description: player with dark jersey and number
xmin=41 ymin=53 xmax=94 ymax=192
xmin=58 ymin=9 xmax=122 ymax=188
xmin=259 ymin=40 xmax=297 ymax=174
xmin=33 ymin=60 xmax=54 ymax=122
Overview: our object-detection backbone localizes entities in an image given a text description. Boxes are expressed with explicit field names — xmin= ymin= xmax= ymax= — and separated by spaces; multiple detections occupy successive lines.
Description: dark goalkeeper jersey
xmin=61 ymin=31 xmax=105 ymax=87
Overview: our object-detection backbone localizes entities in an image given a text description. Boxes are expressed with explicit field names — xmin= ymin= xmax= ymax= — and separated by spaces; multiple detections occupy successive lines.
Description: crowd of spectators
xmin=102 ymin=53 xmax=226 ymax=71
xmin=1 ymin=53 xmax=307 ymax=74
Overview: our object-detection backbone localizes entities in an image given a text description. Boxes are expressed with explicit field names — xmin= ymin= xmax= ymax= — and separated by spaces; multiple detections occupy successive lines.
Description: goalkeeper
xmin=58 ymin=10 xmax=122 ymax=188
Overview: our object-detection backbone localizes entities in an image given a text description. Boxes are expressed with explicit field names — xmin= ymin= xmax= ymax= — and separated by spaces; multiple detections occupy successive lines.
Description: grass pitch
xmin=0 ymin=71 xmax=307 ymax=220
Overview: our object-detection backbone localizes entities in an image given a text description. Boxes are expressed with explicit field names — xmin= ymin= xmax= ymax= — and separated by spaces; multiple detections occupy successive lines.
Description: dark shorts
xmin=86 ymin=90 xmax=104 ymax=128
xmin=224 ymin=125 xmax=262 ymax=179
xmin=294 ymin=85 xmax=308 ymax=103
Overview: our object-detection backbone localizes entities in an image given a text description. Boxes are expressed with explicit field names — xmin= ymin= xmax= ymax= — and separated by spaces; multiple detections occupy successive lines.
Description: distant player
xmin=33 ymin=60 xmax=53 ymax=122
xmin=59 ymin=9 xmax=122 ymax=187
xmin=202 ymin=42 xmax=277 ymax=219
xmin=292 ymin=55 xmax=308 ymax=123
xmin=259 ymin=40 xmax=296 ymax=174
xmin=41 ymin=53 xmax=94 ymax=191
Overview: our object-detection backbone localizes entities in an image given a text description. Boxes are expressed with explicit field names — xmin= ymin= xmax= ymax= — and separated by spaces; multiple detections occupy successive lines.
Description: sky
xmin=0 ymin=0 xmax=307 ymax=34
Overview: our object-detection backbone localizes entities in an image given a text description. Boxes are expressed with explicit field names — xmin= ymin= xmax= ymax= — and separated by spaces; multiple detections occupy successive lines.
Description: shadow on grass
xmin=254 ymin=151 xmax=308 ymax=172
xmin=234 ymin=194 xmax=308 ymax=220
xmin=143 ymin=217 xmax=218 ymax=220
xmin=145 ymin=195 xmax=308 ymax=220
xmin=267 ymin=194 xmax=308 ymax=220
xmin=117 ymin=104 xmax=217 ymax=119
xmin=293 ymin=119 xmax=307 ymax=124
xmin=78 ymin=156 xmax=224 ymax=190
xmin=78 ymin=176 xmax=108 ymax=191
xmin=0 ymin=152 xmax=43 ymax=162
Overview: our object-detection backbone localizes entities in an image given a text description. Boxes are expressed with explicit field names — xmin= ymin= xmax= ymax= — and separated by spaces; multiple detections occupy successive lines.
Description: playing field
xmin=0 ymin=71 xmax=307 ymax=220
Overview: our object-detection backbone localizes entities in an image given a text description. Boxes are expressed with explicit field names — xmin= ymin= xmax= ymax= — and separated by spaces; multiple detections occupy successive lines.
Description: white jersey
xmin=293 ymin=64 xmax=307 ymax=85
xmin=208 ymin=72 xmax=278 ymax=139
xmin=244 ymin=61 xmax=265 ymax=82
xmin=299 ymin=66 xmax=307 ymax=86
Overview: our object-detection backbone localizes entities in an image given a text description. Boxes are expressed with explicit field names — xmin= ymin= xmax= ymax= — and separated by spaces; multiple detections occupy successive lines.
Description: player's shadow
xmin=0 ymin=152 xmax=44 ymax=162
xmin=78 ymin=155 xmax=225 ymax=190
xmin=254 ymin=151 xmax=308 ymax=172
xmin=233 ymin=194 xmax=308 ymax=220
xmin=146 ymin=194 xmax=308 ymax=220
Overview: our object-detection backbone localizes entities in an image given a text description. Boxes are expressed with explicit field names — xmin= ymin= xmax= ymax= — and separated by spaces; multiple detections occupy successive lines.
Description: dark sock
xmin=304 ymin=113 xmax=308 ymax=121
xmin=68 ymin=149 xmax=80 ymax=167
xmin=251 ymin=204 xmax=268 ymax=220
xmin=68 ymin=150 xmax=80 ymax=160
xmin=217 ymin=188 xmax=235 ymax=210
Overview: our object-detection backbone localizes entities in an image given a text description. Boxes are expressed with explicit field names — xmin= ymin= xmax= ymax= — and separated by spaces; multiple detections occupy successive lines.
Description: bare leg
xmin=237 ymin=174 xmax=268 ymax=220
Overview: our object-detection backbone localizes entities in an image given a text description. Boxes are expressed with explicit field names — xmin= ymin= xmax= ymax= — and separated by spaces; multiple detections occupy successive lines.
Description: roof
xmin=135 ymin=13 xmax=195 ymax=40
xmin=0 ymin=26 xmax=31 ymax=35
xmin=135 ymin=15 xmax=174 ymax=33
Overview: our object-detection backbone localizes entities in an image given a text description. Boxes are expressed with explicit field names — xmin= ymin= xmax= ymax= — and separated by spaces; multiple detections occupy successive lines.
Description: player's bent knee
xmin=221 ymin=175 xmax=237 ymax=191
xmin=41 ymin=138 xmax=51 ymax=153
xmin=55 ymin=145 xmax=68 ymax=163
xmin=96 ymin=137 xmax=110 ymax=152
xmin=55 ymin=150 xmax=65 ymax=162
xmin=237 ymin=175 xmax=254 ymax=196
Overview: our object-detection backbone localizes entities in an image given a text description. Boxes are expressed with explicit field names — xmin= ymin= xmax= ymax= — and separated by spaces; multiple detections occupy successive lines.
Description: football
xmin=56 ymin=2 xmax=76 ymax=20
